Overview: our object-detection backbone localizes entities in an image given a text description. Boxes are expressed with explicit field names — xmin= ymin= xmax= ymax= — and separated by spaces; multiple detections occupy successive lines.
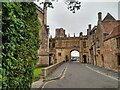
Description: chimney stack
xmin=98 ymin=12 xmax=102 ymax=21
xmin=68 ymin=34 xmax=70 ymax=37
xmin=50 ymin=35 xmax=52 ymax=39
xmin=88 ymin=24 xmax=91 ymax=30
xmin=74 ymin=33 xmax=75 ymax=37
xmin=79 ymin=32 xmax=83 ymax=37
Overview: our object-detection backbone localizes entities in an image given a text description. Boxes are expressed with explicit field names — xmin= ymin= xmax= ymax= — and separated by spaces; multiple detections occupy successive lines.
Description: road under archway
xmin=70 ymin=50 xmax=80 ymax=62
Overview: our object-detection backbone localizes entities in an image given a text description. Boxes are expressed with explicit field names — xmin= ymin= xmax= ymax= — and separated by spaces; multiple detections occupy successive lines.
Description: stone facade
xmin=49 ymin=28 xmax=89 ymax=64
xmin=37 ymin=6 xmax=50 ymax=66
xmin=49 ymin=12 xmax=120 ymax=72
xmin=88 ymin=12 xmax=120 ymax=72
xmin=37 ymin=5 xmax=120 ymax=72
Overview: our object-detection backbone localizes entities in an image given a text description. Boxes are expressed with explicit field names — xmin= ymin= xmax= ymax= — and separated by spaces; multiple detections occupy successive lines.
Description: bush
xmin=0 ymin=6 xmax=2 ymax=90
xmin=33 ymin=67 xmax=42 ymax=82
xmin=2 ymin=2 xmax=40 ymax=89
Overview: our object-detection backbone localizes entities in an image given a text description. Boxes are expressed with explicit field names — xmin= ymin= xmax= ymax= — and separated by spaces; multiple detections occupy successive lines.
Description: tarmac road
xmin=43 ymin=62 xmax=118 ymax=88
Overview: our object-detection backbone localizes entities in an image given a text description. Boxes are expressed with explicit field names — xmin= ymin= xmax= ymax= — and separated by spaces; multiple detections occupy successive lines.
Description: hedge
xmin=0 ymin=5 xmax=2 ymax=90
xmin=2 ymin=2 xmax=40 ymax=89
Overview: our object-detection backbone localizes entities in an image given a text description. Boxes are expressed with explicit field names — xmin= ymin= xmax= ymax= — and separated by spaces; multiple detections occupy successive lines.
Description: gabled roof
xmin=103 ymin=13 xmax=116 ymax=21
xmin=105 ymin=24 xmax=120 ymax=40
xmin=111 ymin=24 xmax=120 ymax=37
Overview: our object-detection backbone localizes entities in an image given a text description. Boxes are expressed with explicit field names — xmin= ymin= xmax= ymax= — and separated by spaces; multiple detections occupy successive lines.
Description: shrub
xmin=2 ymin=2 xmax=40 ymax=89
xmin=33 ymin=67 xmax=42 ymax=82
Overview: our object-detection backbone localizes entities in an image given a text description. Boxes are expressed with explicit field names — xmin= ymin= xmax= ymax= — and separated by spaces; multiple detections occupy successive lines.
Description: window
xmin=83 ymin=41 xmax=86 ymax=48
xmin=58 ymin=53 xmax=61 ymax=56
xmin=118 ymin=55 xmax=120 ymax=65
xmin=49 ymin=43 xmax=51 ymax=48
xmin=52 ymin=43 xmax=55 ymax=48
xmin=117 ymin=37 xmax=120 ymax=49
xmin=96 ymin=39 xmax=100 ymax=48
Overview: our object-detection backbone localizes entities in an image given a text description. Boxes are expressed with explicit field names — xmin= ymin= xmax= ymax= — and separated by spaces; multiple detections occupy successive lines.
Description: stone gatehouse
xmin=49 ymin=28 xmax=89 ymax=64
xmin=49 ymin=12 xmax=120 ymax=72
xmin=37 ymin=7 xmax=120 ymax=72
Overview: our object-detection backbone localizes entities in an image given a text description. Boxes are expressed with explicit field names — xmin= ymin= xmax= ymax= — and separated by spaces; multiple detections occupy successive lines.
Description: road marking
xmin=60 ymin=62 xmax=69 ymax=79
xmin=41 ymin=80 xmax=55 ymax=89
xmin=86 ymin=66 xmax=119 ymax=81
xmin=41 ymin=63 xmax=69 ymax=89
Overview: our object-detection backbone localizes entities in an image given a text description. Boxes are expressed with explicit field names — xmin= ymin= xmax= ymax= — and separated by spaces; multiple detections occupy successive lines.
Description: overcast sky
xmin=46 ymin=1 xmax=119 ymax=37
xmin=35 ymin=0 xmax=119 ymax=56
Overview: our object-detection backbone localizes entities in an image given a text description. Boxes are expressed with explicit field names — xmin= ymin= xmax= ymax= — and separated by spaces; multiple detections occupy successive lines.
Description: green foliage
xmin=33 ymin=67 xmax=42 ymax=82
xmin=2 ymin=2 xmax=40 ymax=89
xmin=65 ymin=1 xmax=81 ymax=13
xmin=0 ymin=6 xmax=2 ymax=90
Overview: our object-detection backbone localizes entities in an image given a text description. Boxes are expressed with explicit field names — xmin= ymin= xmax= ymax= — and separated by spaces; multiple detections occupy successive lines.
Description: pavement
xmin=32 ymin=79 xmax=43 ymax=89
xmin=85 ymin=64 xmax=118 ymax=80
xmin=31 ymin=62 xmax=68 ymax=89
xmin=44 ymin=62 xmax=68 ymax=81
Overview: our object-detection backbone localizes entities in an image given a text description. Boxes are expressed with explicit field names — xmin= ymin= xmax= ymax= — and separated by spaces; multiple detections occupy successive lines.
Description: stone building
xmin=36 ymin=5 xmax=50 ymax=66
xmin=49 ymin=28 xmax=89 ymax=64
xmin=87 ymin=25 xmax=97 ymax=65
xmin=37 ymin=5 xmax=120 ymax=72
xmin=88 ymin=12 xmax=120 ymax=72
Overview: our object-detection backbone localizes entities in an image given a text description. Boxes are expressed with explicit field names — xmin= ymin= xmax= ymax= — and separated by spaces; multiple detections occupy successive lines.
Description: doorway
xmin=83 ymin=55 xmax=87 ymax=63
xmin=118 ymin=55 xmax=120 ymax=65
xmin=65 ymin=55 xmax=69 ymax=62
xmin=49 ymin=54 xmax=52 ymax=65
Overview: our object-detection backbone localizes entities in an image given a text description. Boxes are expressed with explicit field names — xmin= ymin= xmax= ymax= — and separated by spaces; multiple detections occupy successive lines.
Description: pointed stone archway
xmin=49 ymin=28 xmax=88 ymax=64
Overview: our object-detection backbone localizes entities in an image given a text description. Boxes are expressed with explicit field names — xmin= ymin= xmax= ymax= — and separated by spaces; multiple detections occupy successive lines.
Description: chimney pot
xmin=74 ymin=33 xmax=75 ymax=37
xmin=79 ymin=32 xmax=83 ymax=36
xmin=98 ymin=12 xmax=102 ymax=21
xmin=88 ymin=24 xmax=91 ymax=30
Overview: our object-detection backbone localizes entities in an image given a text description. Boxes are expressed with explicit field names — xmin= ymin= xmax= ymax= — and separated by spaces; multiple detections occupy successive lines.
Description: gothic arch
xmin=49 ymin=28 xmax=88 ymax=64
xmin=70 ymin=49 xmax=80 ymax=62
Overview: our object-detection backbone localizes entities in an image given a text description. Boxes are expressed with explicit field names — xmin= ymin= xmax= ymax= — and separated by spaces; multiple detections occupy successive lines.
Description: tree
xmin=65 ymin=0 xmax=81 ymax=13
xmin=36 ymin=0 xmax=81 ymax=13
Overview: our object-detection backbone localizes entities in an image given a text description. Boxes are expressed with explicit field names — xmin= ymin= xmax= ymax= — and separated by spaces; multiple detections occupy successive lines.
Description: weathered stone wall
xmin=101 ymin=38 xmax=118 ymax=71
xmin=49 ymin=29 xmax=89 ymax=64
xmin=88 ymin=12 xmax=119 ymax=72
xmin=55 ymin=28 xmax=66 ymax=38
xmin=102 ymin=21 xmax=118 ymax=34
xmin=37 ymin=7 xmax=49 ymax=66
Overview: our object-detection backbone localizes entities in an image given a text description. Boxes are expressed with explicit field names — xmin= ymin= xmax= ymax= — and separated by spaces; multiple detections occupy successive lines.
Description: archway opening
xmin=83 ymin=55 xmax=87 ymax=63
xmin=70 ymin=50 xmax=80 ymax=62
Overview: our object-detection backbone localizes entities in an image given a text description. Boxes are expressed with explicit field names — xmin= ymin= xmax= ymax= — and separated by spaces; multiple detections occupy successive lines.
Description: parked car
xmin=71 ymin=58 xmax=77 ymax=61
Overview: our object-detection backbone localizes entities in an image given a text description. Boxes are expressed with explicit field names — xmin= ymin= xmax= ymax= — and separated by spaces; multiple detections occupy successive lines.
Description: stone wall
xmin=49 ymin=12 xmax=119 ymax=72
xmin=49 ymin=28 xmax=89 ymax=63
xmin=37 ymin=6 xmax=49 ymax=67
xmin=87 ymin=12 xmax=120 ymax=72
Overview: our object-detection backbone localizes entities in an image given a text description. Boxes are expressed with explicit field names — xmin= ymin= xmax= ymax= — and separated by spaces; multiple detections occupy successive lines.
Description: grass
xmin=0 ymin=67 xmax=1 ymax=89
xmin=0 ymin=74 xmax=1 ymax=89
xmin=33 ymin=67 xmax=43 ymax=82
